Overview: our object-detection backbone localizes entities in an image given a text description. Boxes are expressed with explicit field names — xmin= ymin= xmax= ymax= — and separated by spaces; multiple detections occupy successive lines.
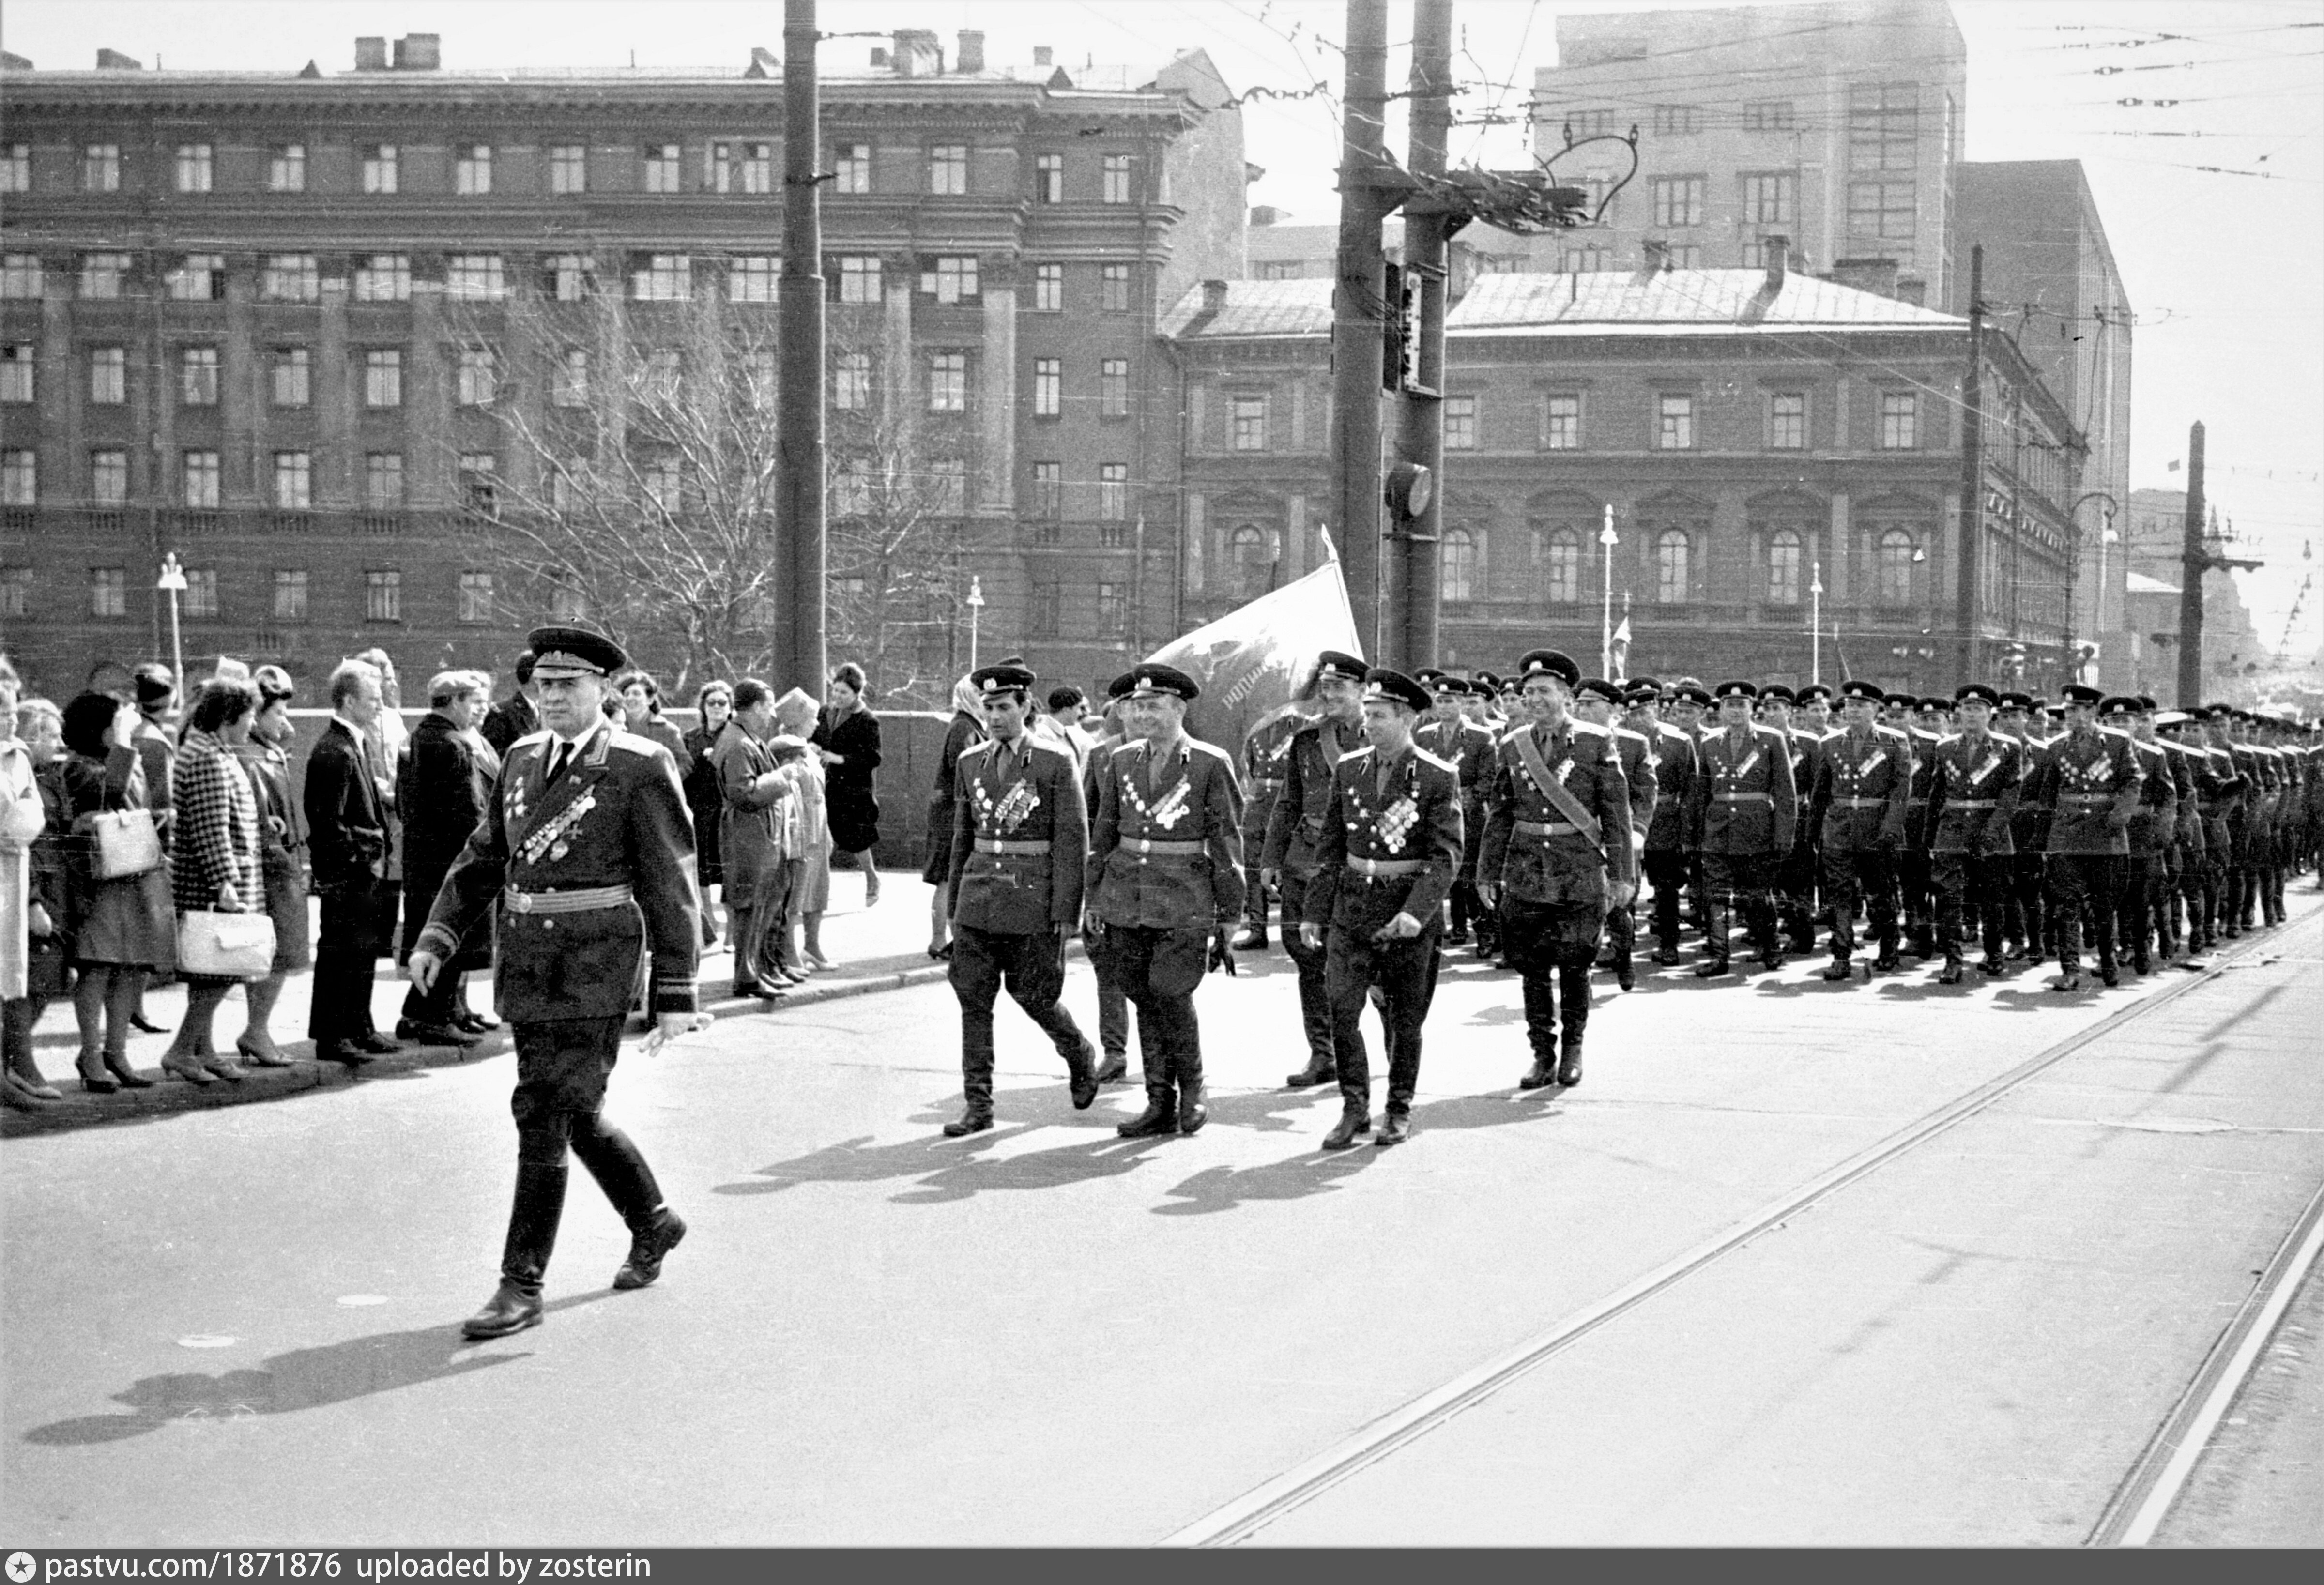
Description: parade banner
xmin=1145 ymin=553 xmax=1363 ymax=752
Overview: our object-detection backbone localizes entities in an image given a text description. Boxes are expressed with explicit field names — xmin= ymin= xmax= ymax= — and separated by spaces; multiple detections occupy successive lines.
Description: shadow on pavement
xmin=20 ymin=1294 xmax=613 ymax=1446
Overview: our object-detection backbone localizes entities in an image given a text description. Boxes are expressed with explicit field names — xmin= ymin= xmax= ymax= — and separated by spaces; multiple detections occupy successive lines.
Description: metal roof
xmin=1159 ymin=279 xmax=1336 ymax=340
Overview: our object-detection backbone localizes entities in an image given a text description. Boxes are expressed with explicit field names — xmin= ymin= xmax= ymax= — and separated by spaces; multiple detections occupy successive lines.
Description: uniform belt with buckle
xmin=975 ymin=838 xmax=1049 ymax=855
xmin=507 ymin=884 xmax=634 ymax=914
xmin=1712 ymin=792 xmax=1772 ymax=803
xmin=1252 ymin=777 xmax=1286 ymax=792
xmin=2058 ymin=792 xmax=2112 ymax=805
xmin=1836 ymin=797 xmax=1886 ymax=808
xmin=1944 ymin=799 xmax=1997 ymax=810
xmin=1513 ymin=819 xmax=1580 ymax=838
xmin=1124 ymin=837 xmax=1202 ymax=856
xmin=1346 ymin=856 xmax=1423 ymax=877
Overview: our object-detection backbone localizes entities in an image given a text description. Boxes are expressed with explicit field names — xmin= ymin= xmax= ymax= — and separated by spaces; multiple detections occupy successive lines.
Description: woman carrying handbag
xmin=58 ymin=692 xmax=171 ymax=1092
xmin=159 ymin=676 xmax=268 ymax=1085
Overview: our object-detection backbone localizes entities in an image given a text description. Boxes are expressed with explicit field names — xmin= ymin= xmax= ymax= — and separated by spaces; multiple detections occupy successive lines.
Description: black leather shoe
xmin=1375 ymin=1111 xmax=1412 ymax=1146
xmin=1177 ymin=1084 xmax=1208 ymax=1136
xmin=356 ymin=1032 xmax=402 ymax=1054
xmin=941 ymin=1108 xmax=994 ymax=1138
xmin=1284 ymin=1059 xmax=1336 ymax=1089
xmin=1937 ymin=961 xmax=1967 ymax=986
xmin=1517 ymin=1058 xmax=1558 ymax=1090
xmin=1116 ymin=1101 xmax=1177 ymax=1139
xmin=1652 ymin=946 xmax=1682 ymax=966
xmin=455 ymin=1009 xmax=501 ymax=1033
xmin=1615 ymin=964 xmax=1635 ymax=991
xmin=2099 ymin=963 xmax=2122 ymax=988
xmin=2054 ymin=969 xmax=2084 ymax=992
xmin=734 ymin=979 xmax=788 ymax=1002
xmin=1871 ymin=952 xmax=1902 ymax=974
xmin=1094 ymin=1052 xmax=1129 ymax=1084
xmin=1447 ymin=929 xmax=1472 ymax=947
xmin=129 ymin=1014 xmax=167 ymax=1035
xmin=1321 ymin=1107 xmax=1371 ymax=1150
xmin=1231 ymin=924 xmax=1268 ymax=951
xmin=460 ymin=1281 xmax=543 ymax=1341
xmin=1979 ymin=957 xmax=2008 ymax=977
xmin=1693 ymin=957 xmax=1730 ymax=978
xmin=397 ymin=1019 xmax=481 ymax=1048
xmin=1821 ymin=959 xmax=1853 ymax=982
xmin=316 ymin=1041 xmax=376 ymax=1068
xmin=612 ymin=1210 xmax=686 ymax=1291
xmin=1068 ymin=1050 xmax=1100 ymax=1111
xmin=1757 ymin=950 xmax=1786 ymax=971
xmin=1557 ymin=1045 xmax=1583 ymax=1088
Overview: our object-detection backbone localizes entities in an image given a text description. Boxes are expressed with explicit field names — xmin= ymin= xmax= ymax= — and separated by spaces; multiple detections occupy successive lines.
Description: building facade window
xmin=927 ymin=351 xmax=967 ymax=412
xmin=1231 ymin=396 xmax=1268 ymax=451
xmin=552 ymin=349 xmax=589 ymax=408
xmin=90 ymin=348 xmax=126 ymax=405
xmin=729 ymin=256 xmax=777 ymax=303
xmin=456 ymin=143 xmax=492 ymax=195
xmin=835 ymin=255 xmax=881 ymax=305
xmin=1099 ymin=358 xmax=1130 ymax=419
xmin=175 ymin=143 xmax=213 ymax=193
xmin=363 ymin=350 xmax=402 ymax=408
xmin=548 ymin=254 xmax=591 ymax=301
xmin=460 ymin=454 xmax=499 ymax=517
xmin=1096 ymin=581 xmax=1126 ymax=635
xmin=0 ymin=450 xmax=33 ymax=506
xmin=1034 ymin=152 xmax=1063 ymax=203
xmin=1100 ymin=154 xmax=1133 ymax=204
xmin=1032 ymin=263 xmax=1064 ymax=312
xmin=1849 ymin=82 xmax=1918 ymax=171
xmin=1031 ymin=357 xmax=1062 ymax=418
xmin=1100 ymin=263 xmax=1131 ymax=313
xmin=832 ymin=351 xmax=871 ymax=411
xmin=1544 ymin=393 xmax=1582 ymax=450
xmin=91 ymin=567 xmax=128 ymax=619
xmin=633 ymin=255 xmax=691 ymax=300
xmin=1651 ymin=105 xmax=1703 ymax=136
xmin=1767 ymin=391 xmax=1806 ymax=450
xmin=0 ymin=568 xmax=30 ymax=618
xmin=1230 ymin=525 xmax=1271 ymax=598
xmin=456 ymin=346 xmax=498 ymax=406
xmin=644 ymin=349 xmax=683 ymax=400
xmin=1030 ymin=460 xmax=1062 ymax=519
xmin=643 ymin=143 xmax=683 ymax=193
xmin=81 ymin=144 xmax=121 ymax=192
xmin=0 ymin=345 xmax=31 ymax=404
xmin=81 ymin=254 xmax=130 ymax=300
xmin=1743 ymin=100 xmax=1794 ymax=131
xmin=1657 ymin=393 xmax=1695 ymax=450
xmin=1765 ymin=527 xmax=1804 ymax=605
xmin=446 ymin=254 xmax=506 ymax=299
xmin=831 ymin=456 xmax=870 ymax=516
xmin=549 ymin=144 xmax=587 ymax=193
xmin=1876 ymin=527 xmax=1919 ymax=606
xmin=1651 ymin=176 xmax=1705 ymax=228
xmin=0 ymin=255 xmax=42 ymax=298
xmin=1029 ymin=582 xmax=1062 ymax=640
xmin=267 ymin=144 xmax=306 ymax=191
xmin=927 ymin=144 xmax=967 ymax=195
xmin=1445 ymin=395 xmax=1477 ymax=450
xmin=365 ymin=453 xmax=405 ymax=509
xmin=179 ymin=347 xmax=220 ymax=407
xmin=91 ymin=450 xmax=128 ymax=505
xmin=458 ymin=570 xmax=494 ymax=624
xmin=833 ymin=144 xmax=871 ymax=193
xmin=181 ymin=451 xmax=221 ymax=508
xmin=362 ymin=144 xmax=398 ymax=194
xmin=1538 ymin=526 xmax=1581 ymax=604
xmin=354 ymin=254 xmax=411 ymax=301
xmin=273 ymin=451 xmax=311 ymax=510
xmin=1879 ymin=391 xmax=1919 ymax=449
xmin=924 ymin=255 xmax=978 ymax=304
xmin=1848 ymin=180 xmax=1916 ymax=241
xmin=1653 ymin=530 xmax=1692 ymax=604
xmin=172 ymin=254 xmax=228 ymax=301
xmin=273 ymin=569 xmax=308 ymax=621
xmin=365 ymin=570 xmax=403 ymax=623
xmin=256 ymin=254 xmax=315 ymax=302
xmin=1743 ymin=172 xmax=1796 ymax=225
xmin=1098 ymin=463 xmax=1129 ymax=521
xmin=1560 ymin=243 xmax=1610 ymax=274
xmin=0 ymin=144 xmax=28 ymax=192
xmin=930 ymin=458 xmax=967 ymax=515
xmin=1442 ymin=527 xmax=1478 ymax=602
xmin=182 ymin=568 xmax=219 ymax=620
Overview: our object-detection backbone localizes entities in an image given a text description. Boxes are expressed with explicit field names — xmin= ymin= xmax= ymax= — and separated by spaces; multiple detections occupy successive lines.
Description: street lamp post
xmin=155 ymin=551 xmax=187 ymax=691
xmin=1810 ymin=559 xmax=1824 ymax=685
xmin=1598 ymin=506 xmax=1619 ymax=680
xmin=964 ymin=574 xmax=984 ymax=672
xmin=2066 ymin=490 xmax=2120 ymax=689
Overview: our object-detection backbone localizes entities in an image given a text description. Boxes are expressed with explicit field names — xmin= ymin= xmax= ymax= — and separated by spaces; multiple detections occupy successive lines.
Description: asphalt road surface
xmin=5 ymin=897 xmax=2319 ymax=1547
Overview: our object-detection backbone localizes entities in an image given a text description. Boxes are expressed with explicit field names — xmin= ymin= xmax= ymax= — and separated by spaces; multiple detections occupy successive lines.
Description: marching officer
xmin=1573 ymin=676 xmax=1655 ymax=991
xmin=1994 ymin=691 xmax=2050 ymax=964
xmin=2108 ymin=696 xmax=2176 ymax=975
xmin=1894 ymin=689 xmax=1943 ymax=959
xmin=1300 ymin=669 xmax=1465 ymax=1148
xmin=411 ymin=625 xmax=699 ymax=1341
xmin=1758 ymin=685 xmax=1827 ymax=956
xmin=1086 ymin=664 xmax=1244 ymax=1139
xmin=2031 ymin=682 xmax=2143 ymax=990
xmin=1922 ymin=682 xmax=2023 ymax=984
xmin=1081 ymin=671 xmax=1141 ymax=1083
xmin=1264 ymin=651 xmax=1371 ymax=1089
xmin=1685 ymin=680 xmax=1798 ymax=976
xmin=1234 ymin=704 xmax=1305 ymax=950
xmin=1476 ymin=650 xmax=1635 ymax=1089
xmin=939 ymin=663 xmax=1101 ymax=1137
xmin=1813 ymin=678 xmax=1915 ymax=980
xmin=2155 ymin=708 xmax=2208 ymax=958
xmin=1624 ymin=678 xmax=1701 ymax=967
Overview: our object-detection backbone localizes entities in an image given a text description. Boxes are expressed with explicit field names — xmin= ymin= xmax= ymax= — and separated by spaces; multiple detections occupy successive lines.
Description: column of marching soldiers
xmin=935 ymin=653 xmax=2320 ymax=1153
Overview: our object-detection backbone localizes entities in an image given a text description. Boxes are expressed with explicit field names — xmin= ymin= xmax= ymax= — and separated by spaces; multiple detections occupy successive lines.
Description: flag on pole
xmin=1609 ymin=616 xmax=1632 ymax=682
xmin=1144 ymin=554 xmax=1363 ymax=752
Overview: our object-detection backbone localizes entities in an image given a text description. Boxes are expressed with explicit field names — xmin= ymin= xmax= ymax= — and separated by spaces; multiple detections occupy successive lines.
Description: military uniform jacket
xmin=2160 ymin=739 xmax=2207 ymax=853
xmin=1477 ymin=717 xmax=1636 ymax=908
xmin=1641 ymin=722 xmax=1699 ymax=853
xmin=1611 ymin=725 xmax=1659 ymax=849
xmin=2005 ymin=731 xmax=2054 ymax=853
xmin=1087 ymin=734 xmax=1246 ymax=930
xmin=1686 ymin=723 xmax=1799 ymax=855
xmin=947 ymin=732 xmax=1086 ymax=934
xmin=419 ymin=721 xmax=700 ymax=1020
xmin=1261 ymin=715 xmax=1366 ymax=879
xmin=1786 ymin=728 xmax=1829 ymax=850
xmin=1816 ymin=725 xmax=1915 ymax=852
xmin=2033 ymin=728 xmax=2143 ymax=855
xmin=1924 ymin=731 xmax=2023 ymax=856
xmin=1902 ymin=727 xmax=1944 ymax=848
xmin=1301 ymin=744 xmax=1465 ymax=936
xmin=2125 ymin=739 xmax=2176 ymax=857
xmin=1240 ymin=712 xmax=1303 ymax=840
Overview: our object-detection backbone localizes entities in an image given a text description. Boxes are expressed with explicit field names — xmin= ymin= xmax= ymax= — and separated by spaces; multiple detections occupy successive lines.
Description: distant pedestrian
xmin=716 ymin=678 xmax=796 ymax=1000
xmin=2 ymin=665 xmax=67 ymax=1106
xmin=920 ymin=673 xmax=986 ymax=960
xmin=353 ymin=647 xmax=408 ymax=959
xmin=231 ymin=666 xmax=310 ymax=1067
xmin=481 ymin=651 xmax=540 ymax=759
xmin=305 ymin=658 xmax=399 ymax=1067
xmin=58 ymin=692 xmax=169 ymax=1093
xmin=396 ymin=669 xmax=500 ymax=1046
xmin=813 ymin=662 xmax=883 ymax=909
xmin=772 ymin=687 xmax=834 ymax=972
xmin=616 ymin=669 xmax=689 ymax=763
xmin=158 ymin=675 xmax=264 ymax=1086
xmin=682 ymin=681 xmax=735 ymax=946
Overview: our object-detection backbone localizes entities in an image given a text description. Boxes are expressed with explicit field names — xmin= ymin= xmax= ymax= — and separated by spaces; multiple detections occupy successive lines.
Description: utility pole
xmin=1331 ymin=0 xmax=1390 ymax=655
xmin=779 ymin=0 xmax=828 ymax=693
xmin=1953 ymin=243 xmax=1984 ymax=683
xmin=1389 ymin=0 xmax=1452 ymax=673
xmin=2176 ymin=420 xmax=2206 ymax=707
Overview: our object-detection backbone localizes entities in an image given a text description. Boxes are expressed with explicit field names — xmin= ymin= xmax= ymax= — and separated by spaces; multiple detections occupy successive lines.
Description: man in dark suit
xmin=480 ymin=651 xmax=540 ymax=760
xmin=938 ymin=663 xmax=1099 ymax=1136
xmin=396 ymin=669 xmax=498 ymax=1044
xmin=304 ymin=657 xmax=400 ymax=1066
xmin=412 ymin=625 xmax=700 ymax=1341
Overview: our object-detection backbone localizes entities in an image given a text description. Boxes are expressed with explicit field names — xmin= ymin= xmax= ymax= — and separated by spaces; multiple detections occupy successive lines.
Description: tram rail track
xmin=1163 ymin=907 xmax=2321 ymax=1548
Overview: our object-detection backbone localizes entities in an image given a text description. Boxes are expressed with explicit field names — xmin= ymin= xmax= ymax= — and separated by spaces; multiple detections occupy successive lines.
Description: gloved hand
xmin=1208 ymin=927 xmax=1238 ymax=975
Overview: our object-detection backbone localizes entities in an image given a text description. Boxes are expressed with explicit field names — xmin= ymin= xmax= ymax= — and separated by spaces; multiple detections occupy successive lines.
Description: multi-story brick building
xmin=1168 ymin=245 xmax=2086 ymax=694
xmin=0 ymin=30 xmax=1248 ymax=702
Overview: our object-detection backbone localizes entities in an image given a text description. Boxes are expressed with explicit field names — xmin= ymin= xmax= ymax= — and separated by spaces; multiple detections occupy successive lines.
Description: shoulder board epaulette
xmin=1656 ymin=722 xmax=1692 ymax=743
xmin=511 ymin=728 xmax=554 ymax=752
xmin=1414 ymin=747 xmax=1457 ymax=773
xmin=1108 ymin=739 xmax=1144 ymax=759
xmin=1339 ymin=745 xmax=1375 ymax=764
xmin=606 ymin=729 xmax=667 ymax=759
xmin=1570 ymin=719 xmax=1609 ymax=738
xmin=1186 ymin=739 xmax=1233 ymax=764
xmin=1024 ymin=736 xmax=1070 ymax=759
xmin=959 ymin=738 xmax=1001 ymax=761
xmin=1612 ymin=725 xmax=1648 ymax=747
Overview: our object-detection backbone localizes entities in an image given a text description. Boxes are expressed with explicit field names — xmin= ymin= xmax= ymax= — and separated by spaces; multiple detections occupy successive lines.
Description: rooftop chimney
xmin=1640 ymin=238 xmax=1671 ymax=275
xmin=354 ymin=36 xmax=388 ymax=71
xmin=1894 ymin=274 xmax=1926 ymax=307
xmin=1760 ymin=234 xmax=1790 ymax=292
xmin=893 ymin=29 xmax=940 ymax=77
xmin=1034 ymin=46 xmax=1053 ymax=67
xmin=746 ymin=45 xmax=778 ymax=78
xmin=1202 ymin=279 xmax=1229 ymax=313
xmin=1828 ymin=256 xmax=1900 ymax=301
xmin=957 ymin=30 xmax=985 ymax=74
xmin=96 ymin=48 xmax=144 ymax=70
xmin=869 ymin=46 xmax=889 ymax=67
xmin=392 ymin=33 xmax=440 ymax=70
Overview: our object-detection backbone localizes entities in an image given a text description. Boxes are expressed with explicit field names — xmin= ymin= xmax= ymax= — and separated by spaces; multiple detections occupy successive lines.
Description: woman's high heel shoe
xmin=105 ymin=1054 xmax=156 ymax=1089
xmin=160 ymin=1055 xmax=218 ymax=1086
xmin=236 ymin=1035 xmax=296 ymax=1069
xmin=76 ymin=1054 xmax=119 ymax=1095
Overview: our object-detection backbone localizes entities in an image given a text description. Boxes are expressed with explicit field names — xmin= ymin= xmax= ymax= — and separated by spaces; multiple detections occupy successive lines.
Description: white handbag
xmin=80 ymin=808 xmax=164 ymax=880
xmin=177 ymin=908 xmax=277 ymax=979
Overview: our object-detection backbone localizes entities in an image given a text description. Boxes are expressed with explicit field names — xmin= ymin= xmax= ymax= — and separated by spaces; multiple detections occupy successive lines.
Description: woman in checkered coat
xmin=160 ymin=675 xmax=263 ymax=1086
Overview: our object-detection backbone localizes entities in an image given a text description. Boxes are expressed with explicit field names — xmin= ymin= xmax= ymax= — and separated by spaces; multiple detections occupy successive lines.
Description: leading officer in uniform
xmin=939 ymin=663 xmax=1101 ymax=1137
xmin=1686 ymin=681 xmax=1798 ymax=976
xmin=1264 ymin=651 xmax=1370 ymax=1090
xmin=1086 ymin=665 xmax=1244 ymax=1139
xmin=1299 ymin=668 xmax=1464 ymax=1148
xmin=411 ymin=625 xmax=699 ymax=1341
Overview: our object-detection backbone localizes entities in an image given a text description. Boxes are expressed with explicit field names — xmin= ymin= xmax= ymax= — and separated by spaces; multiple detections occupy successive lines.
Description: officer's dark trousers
xmin=1502 ymin=899 xmax=1602 ymax=1059
xmin=1090 ymin=924 xmax=1209 ymax=1109
xmin=2007 ymin=851 xmax=2047 ymax=955
xmin=1240 ymin=818 xmax=1274 ymax=928
xmin=1822 ymin=849 xmax=1899 ymax=962
xmin=2047 ymin=854 xmax=2124 ymax=972
xmin=1701 ymin=853 xmax=1777 ymax=960
xmin=1279 ymin=872 xmax=1352 ymax=1071
xmin=2172 ymin=843 xmax=2207 ymax=946
xmin=1325 ymin=927 xmax=1439 ymax=1115
xmin=1899 ymin=848 xmax=1935 ymax=948
xmin=1093 ymin=948 xmax=1135 ymax=1062
xmin=310 ymin=879 xmax=392 ymax=1044
xmin=949 ymin=924 xmax=1090 ymax=1112
xmin=1933 ymin=853 xmax=2009 ymax=963
xmin=1644 ymin=849 xmax=1688 ymax=950
xmin=2116 ymin=853 xmax=2158 ymax=965
xmin=1778 ymin=838 xmax=1819 ymax=946
xmin=501 ymin=1015 xmax=663 ymax=1295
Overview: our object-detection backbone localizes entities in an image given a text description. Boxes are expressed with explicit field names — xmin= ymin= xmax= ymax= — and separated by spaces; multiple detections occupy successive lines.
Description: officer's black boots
xmin=1232 ymin=921 xmax=1269 ymax=951
xmin=1937 ymin=954 xmax=1967 ymax=985
xmin=942 ymin=1107 xmax=994 ymax=1137
xmin=1117 ymin=1067 xmax=1178 ymax=1138
xmin=1176 ymin=1062 xmax=1208 ymax=1136
xmin=614 ymin=1210 xmax=687 ymax=1291
xmin=1094 ymin=1050 xmax=1129 ymax=1084
xmin=463 ymin=1161 xmax=566 ymax=1340
xmin=1284 ymin=1056 xmax=1337 ymax=1089
xmin=1821 ymin=956 xmax=1853 ymax=982
xmin=1065 ymin=1040 xmax=1100 ymax=1111
xmin=1557 ymin=1032 xmax=1584 ymax=1088
xmin=1375 ymin=1110 xmax=1412 ymax=1146
xmin=1518 ymin=1056 xmax=1559 ymax=1089
xmin=1321 ymin=1104 xmax=1371 ymax=1150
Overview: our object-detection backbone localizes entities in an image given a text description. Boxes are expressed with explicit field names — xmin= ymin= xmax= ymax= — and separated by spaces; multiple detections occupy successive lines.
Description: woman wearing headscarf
xmin=232 ymin=665 xmax=311 ymax=1067
xmin=917 ymin=671 xmax=986 ymax=960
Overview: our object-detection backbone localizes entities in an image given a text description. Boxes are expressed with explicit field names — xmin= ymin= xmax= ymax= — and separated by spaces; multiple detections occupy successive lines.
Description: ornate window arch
xmin=1443 ymin=526 xmax=1479 ymax=603
xmin=1765 ymin=526 xmax=1804 ymax=606
xmin=1653 ymin=528 xmax=1691 ymax=605
xmin=1230 ymin=523 xmax=1274 ymax=599
xmin=1877 ymin=527 xmax=1919 ymax=606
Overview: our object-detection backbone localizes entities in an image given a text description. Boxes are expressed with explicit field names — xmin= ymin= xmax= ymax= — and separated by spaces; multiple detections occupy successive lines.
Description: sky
xmin=9 ymin=0 xmax=2320 ymax=657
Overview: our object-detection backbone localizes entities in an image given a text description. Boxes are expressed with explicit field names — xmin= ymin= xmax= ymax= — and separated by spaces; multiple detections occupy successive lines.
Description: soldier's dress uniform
xmin=1478 ymin=652 xmax=1636 ymax=1087
xmin=941 ymin=666 xmax=1098 ymax=1135
xmin=1628 ymin=680 xmax=1701 ymax=965
xmin=1684 ymin=683 xmax=1799 ymax=974
xmin=2193 ymin=716 xmax=2242 ymax=945
xmin=1996 ymin=695 xmax=2050 ymax=960
xmin=1894 ymin=694 xmax=1944 ymax=957
xmin=1263 ymin=659 xmax=1370 ymax=1088
xmin=1302 ymin=671 xmax=1464 ymax=1146
xmin=1578 ymin=678 xmax=1655 ymax=991
xmin=1923 ymin=696 xmax=2023 ymax=980
xmin=1813 ymin=684 xmax=1915 ymax=978
xmin=1760 ymin=689 xmax=1826 ymax=955
xmin=1086 ymin=667 xmax=1245 ymax=1137
xmin=1235 ymin=709 xmax=1303 ymax=949
xmin=2157 ymin=719 xmax=2209 ymax=956
xmin=417 ymin=627 xmax=699 ymax=1341
xmin=2031 ymin=687 xmax=2144 ymax=988
xmin=2108 ymin=704 xmax=2176 ymax=975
